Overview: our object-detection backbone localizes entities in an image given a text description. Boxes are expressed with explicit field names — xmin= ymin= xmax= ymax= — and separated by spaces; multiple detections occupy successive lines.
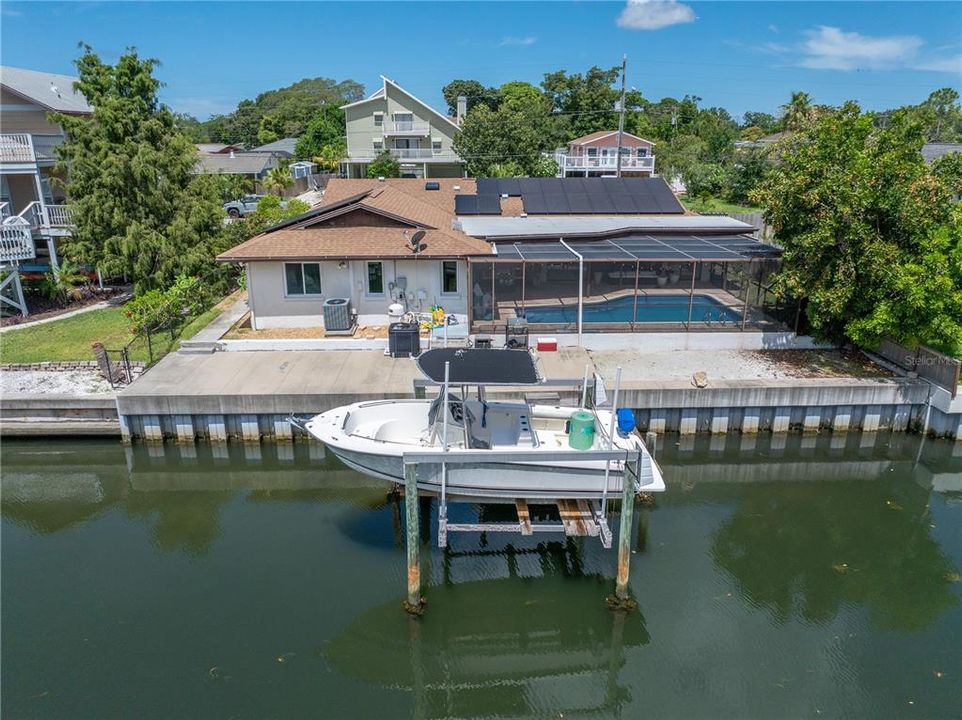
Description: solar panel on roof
xmin=455 ymin=194 xmax=478 ymax=215
xmin=544 ymin=194 xmax=570 ymax=213
xmin=499 ymin=178 xmax=522 ymax=196
xmin=476 ymin=178 xmax=500 ymax=195
xmin=566 ymin=193 xmax=592 ymax=213
xmin=478 ymin=194 xmax=502 ymax=214
xmin=522 ymin=194 xmax=547 ymax=214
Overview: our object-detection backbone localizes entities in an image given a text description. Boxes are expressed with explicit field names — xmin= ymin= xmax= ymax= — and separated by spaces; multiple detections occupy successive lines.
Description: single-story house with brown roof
xmin=217 ymin=177 xmax=784 ymax=334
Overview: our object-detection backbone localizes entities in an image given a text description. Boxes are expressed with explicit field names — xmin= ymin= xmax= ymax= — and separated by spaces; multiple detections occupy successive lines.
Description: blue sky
xmin=2 ymin=1 xmax=959 ymax=121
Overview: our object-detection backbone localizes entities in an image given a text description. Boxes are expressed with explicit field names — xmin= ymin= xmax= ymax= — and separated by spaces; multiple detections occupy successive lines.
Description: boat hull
xmin=303 ymin=400 xmax=666 ymax=501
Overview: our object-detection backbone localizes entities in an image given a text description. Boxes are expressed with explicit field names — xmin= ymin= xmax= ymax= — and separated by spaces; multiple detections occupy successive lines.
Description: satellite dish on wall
xmin=411 ymin=229 xmax=426 ymax=245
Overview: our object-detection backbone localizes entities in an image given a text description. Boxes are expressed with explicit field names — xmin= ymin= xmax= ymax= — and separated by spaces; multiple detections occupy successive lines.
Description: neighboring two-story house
xmin=1 ymin=66 xmax=90 ymax=315
xmin=341 ymin=76 xmax=464 ymax=180
xmin=554 ymin=131 xmax=655 ymax=178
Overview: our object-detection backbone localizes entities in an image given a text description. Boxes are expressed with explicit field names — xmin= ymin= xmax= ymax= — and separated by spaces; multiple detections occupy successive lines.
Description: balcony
xmin=0 ymin=217 xmax=36 ymax=264
xmin=382 ymin=120 xmax=431 ymax=136
xmin=0 ymin=133 xmax=64 ymax=164
xmin=349 ymin=148 xmax=460 ymax=162
xmin=556 ymin=152 xmax=655 ymax=173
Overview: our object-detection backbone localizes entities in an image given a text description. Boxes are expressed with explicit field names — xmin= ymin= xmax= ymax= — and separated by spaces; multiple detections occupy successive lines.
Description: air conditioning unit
xmin=323 ymin=298 xmax=354 ymax=333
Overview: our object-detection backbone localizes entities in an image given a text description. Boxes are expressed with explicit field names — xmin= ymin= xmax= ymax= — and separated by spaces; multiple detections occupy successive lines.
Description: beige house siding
xmin=247 ymin=258 xmax=468 ymax=329
xmin=0 ymin=88 xmax=63 ymax=134
xmin=343 ymin=79 xmax=463 ymax=179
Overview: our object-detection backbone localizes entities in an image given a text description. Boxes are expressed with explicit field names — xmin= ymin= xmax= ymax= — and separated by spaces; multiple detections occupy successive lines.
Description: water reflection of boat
xmin=326 ymin=573 xmax=648 ymax=718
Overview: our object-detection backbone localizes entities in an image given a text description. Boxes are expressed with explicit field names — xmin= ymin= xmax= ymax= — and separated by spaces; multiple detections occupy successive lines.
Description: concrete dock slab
xmin=117 ymin=348 xmax=593 ymax=417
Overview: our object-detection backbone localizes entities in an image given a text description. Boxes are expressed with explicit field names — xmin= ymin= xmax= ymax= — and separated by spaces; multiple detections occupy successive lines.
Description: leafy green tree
xmin=214 ymin=173 xmax=253 ymax=202
xmin=366 ymin=150 xmax=401 ymax=178
xmin=916 ymin=88 xmax=962 ymax=142
xmin=742 ymin=111 xmax=779 ymax=133
xmin=294 ymin=105 xmax=346 ymax=160
xmin=487 ymin=161 xmax=526 ymax=177
xmin=55 ymin=46 xmax=226 ymax=291
xmin=203 ymin=77 xmax=363 ymax=147
xmin=441 ymin=79 xmax=499 ymax=115
xmin=681 ymin=162 xmax=730 ymax=198
xmin=728 ymin=146 xmax=771 ymax=205
xmin=932 ymin=151 xmax=962 ymax=196
xmin=541 ymin=66 xmax=620 ymax=138
xmin=753 ymin=102 xmax=961 ymax=350
xmin=453 ymin=103 xmax=554 ymax=177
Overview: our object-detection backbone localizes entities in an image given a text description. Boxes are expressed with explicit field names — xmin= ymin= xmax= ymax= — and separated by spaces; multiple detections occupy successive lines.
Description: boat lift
xmin=401 ymin=359 xmax=655 ymax=614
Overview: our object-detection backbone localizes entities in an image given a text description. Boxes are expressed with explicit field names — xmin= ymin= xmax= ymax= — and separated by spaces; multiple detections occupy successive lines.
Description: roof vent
xmin=453 ymin=184 xmax=461 ymax=192
xmin=425 ymin=181 xmax=440 ymax=191
xmin=229 ymin=150 xmax=235 ymax=159
xmin=501 ymin=193 xmax=508 ymax=199
xmin=520 ymin=212 xmax=528 ymax=218
xmin=377 ymin=176 xmax=385 ymax=182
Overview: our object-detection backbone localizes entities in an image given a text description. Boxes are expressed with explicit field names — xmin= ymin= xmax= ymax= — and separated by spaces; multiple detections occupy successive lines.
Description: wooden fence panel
xmin=877 ymin=337 xmax=960 ymax=397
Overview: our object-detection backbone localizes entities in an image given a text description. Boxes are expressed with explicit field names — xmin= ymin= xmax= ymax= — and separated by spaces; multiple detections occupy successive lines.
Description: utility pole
xmin=615 ymin=54 xmax=627 ymax=179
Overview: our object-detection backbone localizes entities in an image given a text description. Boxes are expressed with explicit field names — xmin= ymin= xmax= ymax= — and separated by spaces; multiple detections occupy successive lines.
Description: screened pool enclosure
xmin=468 ymin=234 xmax=792 ymax=335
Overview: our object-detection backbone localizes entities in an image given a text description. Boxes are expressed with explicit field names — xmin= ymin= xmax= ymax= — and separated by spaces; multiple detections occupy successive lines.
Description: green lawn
xmin=0 ymin=305 xmax=221 ymax=364
xmin=681 ymin=196 xmax=762 ymax=215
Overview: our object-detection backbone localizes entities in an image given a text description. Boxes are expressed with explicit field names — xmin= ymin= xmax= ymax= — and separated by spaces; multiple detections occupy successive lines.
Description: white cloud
xmin=617 ymin=0 xmax=695 ymax=31
xmin=500 ymin=36 xmax=537 ymax=47
xmin=799 ymin=26 xmax=923 ymax=70
xmin=912 ymin=55 xmax=962 ymax=73
xmin=767 ymin=24 xmax=779 ymax=34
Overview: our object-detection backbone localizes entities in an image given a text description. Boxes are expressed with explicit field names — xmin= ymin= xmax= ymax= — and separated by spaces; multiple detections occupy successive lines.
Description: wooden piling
xmin=607 ymin=452 xmax=638 ymax=611
xmin=403 ymin=463 xmax=425 ymax=615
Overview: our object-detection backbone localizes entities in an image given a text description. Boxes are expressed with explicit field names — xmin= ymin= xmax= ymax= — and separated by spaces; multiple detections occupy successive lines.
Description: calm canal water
xmin=2 ymin=433 xmax=961 ymax=719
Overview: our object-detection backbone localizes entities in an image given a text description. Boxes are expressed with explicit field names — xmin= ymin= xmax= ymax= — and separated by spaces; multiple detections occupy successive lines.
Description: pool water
xmin=522 ymin=293 xmax=740 ymax=324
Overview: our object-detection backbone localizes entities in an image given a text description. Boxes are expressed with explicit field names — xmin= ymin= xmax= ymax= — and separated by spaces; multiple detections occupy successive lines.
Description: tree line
xmin=54 ymin=48 xmax=961 ymax=355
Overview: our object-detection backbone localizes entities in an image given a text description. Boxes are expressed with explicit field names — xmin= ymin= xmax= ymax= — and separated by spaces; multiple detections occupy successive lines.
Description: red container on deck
xmin=536 ymin=337 xmax=558 ymax=352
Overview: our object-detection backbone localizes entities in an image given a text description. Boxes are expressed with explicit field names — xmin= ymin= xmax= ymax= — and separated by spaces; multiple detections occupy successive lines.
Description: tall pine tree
xmin=55 ymin=46 xmax=225 ymax=291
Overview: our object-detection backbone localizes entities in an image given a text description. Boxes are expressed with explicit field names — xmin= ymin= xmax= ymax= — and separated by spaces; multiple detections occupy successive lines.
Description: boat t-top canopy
xmin=417 ymin=348 xmax=543 ymax=385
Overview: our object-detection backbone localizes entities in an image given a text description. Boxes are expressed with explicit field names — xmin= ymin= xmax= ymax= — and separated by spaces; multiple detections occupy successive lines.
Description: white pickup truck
xmin=223 ymin=194 xmax=289 ymax=218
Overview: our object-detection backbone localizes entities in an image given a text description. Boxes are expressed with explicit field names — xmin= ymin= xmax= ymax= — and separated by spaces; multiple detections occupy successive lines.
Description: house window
xmin=638 ymin=148 xmax=648 ymax=157
xmin=432 ymin=140 xmax=442 ymax=154
xmin=366 ymin=261 xmax=384 ymax=294
xmin=373 ymin=140 xmax=383 ymax=152
xmin=587 ymin=147 xmax=598 ymax=157
xmin=285 ymin=263 xmax=322 ymax=296
xmin=441 ymin=261 xmax=458 ymax=294
xmin=393 ymin=112 xmax=413 ymax=131
xmin=373 ymin=112 xmax=383 ymax=127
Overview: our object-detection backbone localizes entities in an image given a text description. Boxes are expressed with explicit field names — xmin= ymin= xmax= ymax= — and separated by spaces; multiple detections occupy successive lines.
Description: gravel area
xmin=589 ymin=348 xmax=890 ymax=383
xmin=0 ymin=370 xmax=114 ymax=395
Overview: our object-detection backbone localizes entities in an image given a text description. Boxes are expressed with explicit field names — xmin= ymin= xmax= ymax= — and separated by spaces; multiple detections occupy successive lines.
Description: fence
xmin=876 ymin=337 xmax=960 ymax=397
xmin=727 ymin=212 xmax=774 ymax=243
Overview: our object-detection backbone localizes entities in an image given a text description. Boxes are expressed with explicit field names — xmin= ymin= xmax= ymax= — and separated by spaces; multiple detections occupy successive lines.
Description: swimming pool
xmin=522 ymin=293 xmax=739 ymax=324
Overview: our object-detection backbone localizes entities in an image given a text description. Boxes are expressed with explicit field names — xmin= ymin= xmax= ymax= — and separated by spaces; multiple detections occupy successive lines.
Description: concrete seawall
xmin=5 ymin=348 xmax=960 ymax=442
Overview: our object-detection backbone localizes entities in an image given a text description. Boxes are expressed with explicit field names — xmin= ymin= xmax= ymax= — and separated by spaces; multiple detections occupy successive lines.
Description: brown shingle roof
xmin=217 ymin=178 xmax=493 ymax=262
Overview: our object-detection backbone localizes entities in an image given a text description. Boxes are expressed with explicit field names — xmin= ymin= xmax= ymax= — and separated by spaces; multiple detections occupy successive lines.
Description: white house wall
xmin=247 ymin=259 xmax=468 ymax=329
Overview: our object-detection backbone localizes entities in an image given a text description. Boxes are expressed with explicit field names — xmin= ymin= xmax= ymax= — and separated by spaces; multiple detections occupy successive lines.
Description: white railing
xmin=0 ymin=202 xmax=8 ymax=220
xmin=0 ymin=133 xmax=36 ymax=163
xmin=0 ymin=217 xmax=36 ymax=264
xmin=7 ymin=201 xmax=75 ymax=231
xmin=556 ymin=152 xmax=655 ymax=171
xmin=45 ymin=204 xmax=74 ymax=227
xmin=350 ymin=148 xmax=458 ymax=161
xmin=383 ymin=120 xmax=431 ymax=135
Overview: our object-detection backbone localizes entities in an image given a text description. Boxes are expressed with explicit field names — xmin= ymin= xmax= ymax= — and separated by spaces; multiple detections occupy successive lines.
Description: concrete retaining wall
xmin=0 ymin=394 xmax=120 ymax=436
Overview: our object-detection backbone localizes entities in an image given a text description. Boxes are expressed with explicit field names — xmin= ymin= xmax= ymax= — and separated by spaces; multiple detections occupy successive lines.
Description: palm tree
xmin=41 ymin=260 xmax=88 ymax=306
xmin=261 ymin=165 xmax=293 ymax=196
xmin=781 ymin=91 xmax=814 ymax=131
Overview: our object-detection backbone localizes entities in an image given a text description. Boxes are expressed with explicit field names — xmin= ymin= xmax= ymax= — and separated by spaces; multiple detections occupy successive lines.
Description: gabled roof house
xmin=341 ymin=76 xmax=464 ymax=180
